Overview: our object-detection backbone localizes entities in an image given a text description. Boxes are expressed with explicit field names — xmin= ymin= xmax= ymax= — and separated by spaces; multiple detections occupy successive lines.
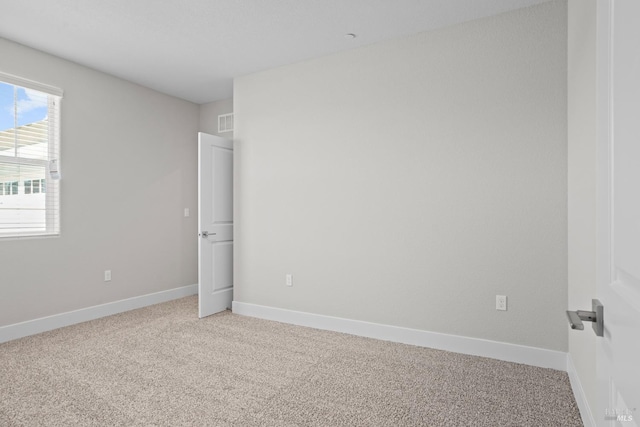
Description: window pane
xmin=0 ymin=164 xmax=46 ymax=232
xmin=0 ymin=83 xmax=49 ymax=161
xmin=24 ymin=179 xmax=31 ymax=194
xmin=16 ymin=87 xmax=49 ymax=161
xmin=16 ymin=87 xmax=48 ymax=127
xmin=0 ymin=82 xmax=16 ymax=156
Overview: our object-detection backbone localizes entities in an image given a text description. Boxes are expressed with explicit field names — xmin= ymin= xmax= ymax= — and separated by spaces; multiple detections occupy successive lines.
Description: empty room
xmin=0 ymin=0 xmax=638 ymax=426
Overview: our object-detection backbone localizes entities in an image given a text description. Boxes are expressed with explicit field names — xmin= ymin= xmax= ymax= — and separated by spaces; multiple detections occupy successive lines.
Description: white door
xmin=198 ymin=132 xmax=233 ymax=318
xmin=596 ymin=1 xmax=640 ymax=425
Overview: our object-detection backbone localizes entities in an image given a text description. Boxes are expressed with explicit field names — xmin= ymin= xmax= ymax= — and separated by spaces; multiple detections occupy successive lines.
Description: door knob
xmin=566 ymin=299 xmax=604 ymax=337
xmin=199 ymin=231 xmax=216 ymax=238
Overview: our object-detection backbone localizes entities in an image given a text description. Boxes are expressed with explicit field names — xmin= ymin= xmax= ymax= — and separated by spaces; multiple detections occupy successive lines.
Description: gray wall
xmin=200 ymin=98 xmax=234 ymax=138
xmin=567 ymin=0 xmax=597 ymax=415
xmin=234 ymin=2 xmax=568 ymax=351
xmin=0 ymin=37 xmax=199 ymax=327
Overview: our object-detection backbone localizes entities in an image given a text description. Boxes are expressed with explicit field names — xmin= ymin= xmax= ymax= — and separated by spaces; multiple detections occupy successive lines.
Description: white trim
xmin=567 ymin=354 xmax=596 ymax=427
xmin=232 ymin=301 xmax=567 ymax=371
xmin=0 ymin=70 xmax=63 ymax=97
xmin=0 ymin=284 xmax=197 ymax=344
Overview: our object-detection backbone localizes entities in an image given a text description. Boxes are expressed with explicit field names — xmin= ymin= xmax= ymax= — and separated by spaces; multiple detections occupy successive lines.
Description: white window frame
xmin=0 ymin=71 xmax=62 ymax=239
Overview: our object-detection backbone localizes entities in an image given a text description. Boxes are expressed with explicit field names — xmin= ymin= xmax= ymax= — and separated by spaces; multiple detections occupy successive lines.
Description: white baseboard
xmin=567 ymin=353 xmax=596 ymax=427
xmin=232 ymin=301 xmax=567 ymax=371
xmin=0 ymin=284 xmax=198 ymax=344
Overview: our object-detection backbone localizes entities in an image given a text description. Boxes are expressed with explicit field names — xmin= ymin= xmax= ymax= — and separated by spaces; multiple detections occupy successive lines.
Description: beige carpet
xmin=0 ymin=296 xmax=582 ymax=426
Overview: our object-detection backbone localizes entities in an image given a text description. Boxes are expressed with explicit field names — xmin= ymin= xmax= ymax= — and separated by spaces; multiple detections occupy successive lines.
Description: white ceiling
xmin=0 ymin=0 xmax=550 ymax=104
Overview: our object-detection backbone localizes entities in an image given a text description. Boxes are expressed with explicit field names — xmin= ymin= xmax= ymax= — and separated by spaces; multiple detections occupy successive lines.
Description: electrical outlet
xmin=104 ymin=270 xmax=112 ymax=282
xmin=286 ymin=274 xmax=293 ymax=287
xmin=496 ymin=295 xmax=507 ymax=311
xmin=184 ymin=208 xmax=190 ymax=217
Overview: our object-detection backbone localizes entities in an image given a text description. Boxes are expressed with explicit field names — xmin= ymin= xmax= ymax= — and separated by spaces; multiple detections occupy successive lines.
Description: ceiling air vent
xmin=218 ymin=113 xmax=234 ymax=133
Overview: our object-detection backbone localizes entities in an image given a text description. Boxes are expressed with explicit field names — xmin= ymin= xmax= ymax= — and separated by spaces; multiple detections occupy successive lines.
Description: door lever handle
xmin=566 ymin=299 xmax=604 ymax=337
xmin=199 ymin=231 xmax=217 ymax=238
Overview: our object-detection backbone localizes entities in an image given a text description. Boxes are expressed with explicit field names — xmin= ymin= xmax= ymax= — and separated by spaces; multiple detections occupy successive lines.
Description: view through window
xmin=0 ymin=74 xmax=61 ymax=238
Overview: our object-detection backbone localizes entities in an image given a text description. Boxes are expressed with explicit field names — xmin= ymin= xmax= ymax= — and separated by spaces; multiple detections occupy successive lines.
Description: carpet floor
xmin=0 ymin=296 xmax=582 ymax=426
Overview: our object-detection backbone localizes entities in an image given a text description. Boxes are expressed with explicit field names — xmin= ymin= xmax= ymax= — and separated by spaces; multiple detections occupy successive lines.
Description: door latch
xmin=566 ymin=299 xmax=604 ymax=337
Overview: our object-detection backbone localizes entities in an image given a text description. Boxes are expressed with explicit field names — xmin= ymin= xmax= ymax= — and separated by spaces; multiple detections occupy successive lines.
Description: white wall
xmin=0 ymin=37 xmax=199 ymax=327
xmin=200 ymin=98 xmax=234 ymax=138
xmin=234 ymin=2 xmax=568 ymax=351
xmin=567 ymin=0 xmax=597 ymax=416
